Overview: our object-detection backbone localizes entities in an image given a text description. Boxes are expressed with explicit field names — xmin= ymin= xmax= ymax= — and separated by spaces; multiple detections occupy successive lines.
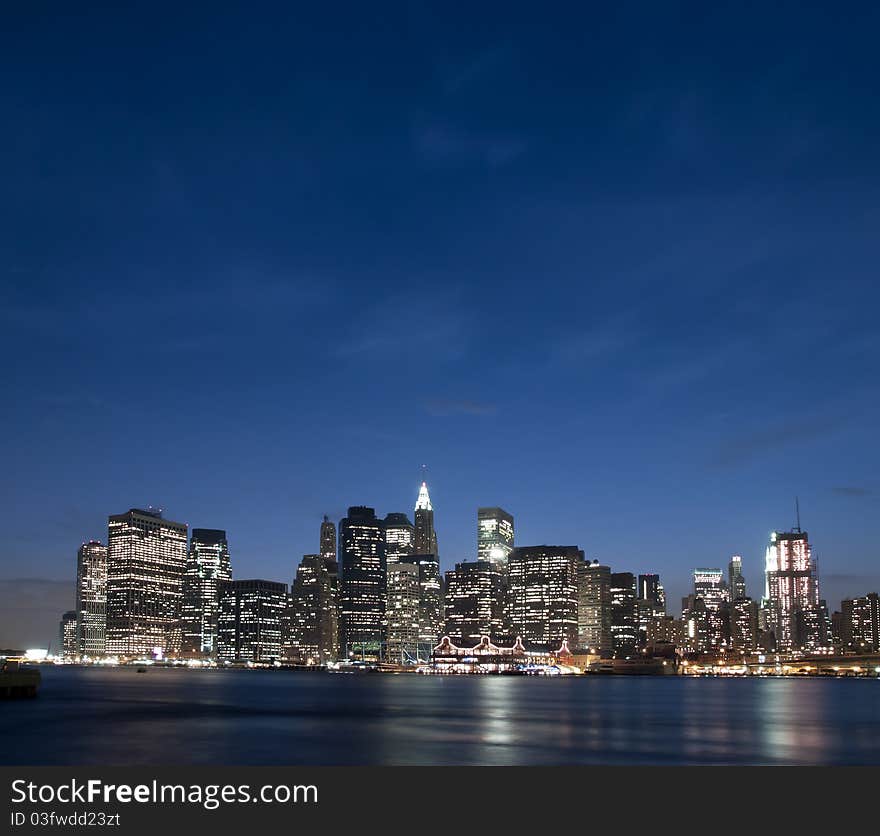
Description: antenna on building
xmin=795 ymin=496 xmax=802 ymax=533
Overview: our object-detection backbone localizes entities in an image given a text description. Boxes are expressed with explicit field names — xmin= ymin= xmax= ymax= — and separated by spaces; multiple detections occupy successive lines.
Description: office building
xmin=217 ymin=579 xmax=287 ymax=663
xmin=840 ymin=593 xmax=880 ymax=653
xmin=105 ymin=508 xmax=188 ymax=657
xmin=287 ymin=552 xmax=340 ymax=664
xmin=610 ymin=572 xmax=638 ymax=657
xmin=386 ymin=562 xmax=421 ymax=663
xmin=320 ymin=515 xmax=336 ymax=562
xmin=76 ymin=540 xmax=107 ymax=658
xmin=181 ymin=529 xmax=232 ymax=658
xmin=578 ymin=560 xmax=612 ymax=657
xmin=60 ymin=611 xmax=78 ymax=659
xmin=339 ymin=506 xmax=386 ymax=658
xmin=728 ymin=555 xmax=747 ymax=600
xmin=477 ymin=507 xmax=514 ymax=566
xmin=413 ymin=552 xmax=443 ymax=648
xmin=507 ymin=546 xmax=580 ymax=650
xmin=384 ymin=513 xmax=415 ymax=568
xmin=444 ymin=560 xmax=505 ymax=645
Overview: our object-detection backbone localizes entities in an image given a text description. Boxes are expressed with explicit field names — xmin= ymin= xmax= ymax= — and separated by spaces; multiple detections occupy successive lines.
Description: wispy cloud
xmin=831 ymin=486 xmax=874 ymax=497
xmin=414 ymin=120 xmax=528 ymax=168
xmin=711 ymin=414 xmax=846 ymax=468
xmin=423 ymin=398 xmax=496 ymax=417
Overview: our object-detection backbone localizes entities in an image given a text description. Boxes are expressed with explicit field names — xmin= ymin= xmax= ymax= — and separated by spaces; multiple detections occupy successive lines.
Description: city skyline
xmin=2 ymin=5 xmax=879 ymax=649
xmin=1 ymin=479 xmax=874 ymax=651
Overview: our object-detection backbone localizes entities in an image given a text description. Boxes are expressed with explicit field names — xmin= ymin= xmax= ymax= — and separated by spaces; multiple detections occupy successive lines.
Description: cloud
xmin=414 ymin=121 xmax=528 ymax=168
xmin=831 ymin=486 xmax=874 ymax=497
xmin=711 ymin=414 xmax=846 ymax=468
xmin=422 ymin=399 xmax=496 ymax=417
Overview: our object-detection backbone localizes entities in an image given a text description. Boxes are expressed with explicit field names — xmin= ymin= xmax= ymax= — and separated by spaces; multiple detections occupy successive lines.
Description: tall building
xmin=105 ymin=508 xmax=188 ymax=657
xmin=414 ymin=481 xmax=438 ymax=557
xmin=610 ymin=572 xmax=638 ymax=657
xmin=841 ymin=593 xmax=879 ymax=653
xmin=638 ymin=574 xmax=665 ymax=611
xmin=60 ymin=611 xmax=78 ymax=659
xmin=320 ymin=515 xmax=336 ymax=562
xmin=477 ymin=507 xmax=514 ymax=566
xmin=217 ymin=579 xmax=287 ymax=663
xmin=728 ymin=555 xmax=747 ymax=600
xmin=508 ymin=546 xmax=581 ymax=651
xmin=181 ymin=529 xmax=232 ymax=658
xmin=578 ymin=560 xmax=612 ymax=656
xmin=413 ymin=553 xmax=443 ymax=648
xmin=693 ymin=568 xmax=729 ymax=608
xmin=386 ymin=562 xmax=421 ymax=663
xmin=384 ymin=513 xmax=415 ymax=568
xmin=764 ymin=527 xmax=822 ymax=652
xmin=339 ymin=506 xmax=386 ymax=658
xmin=731 ymin=597 xmax=759 ymax=652
xmin=76 ymin=540 xmax=107 ymax=658
xmin=443 ymin=560 xmax=505 ymax=645
xmin=287 ymin=552 xmax=340 ymax=664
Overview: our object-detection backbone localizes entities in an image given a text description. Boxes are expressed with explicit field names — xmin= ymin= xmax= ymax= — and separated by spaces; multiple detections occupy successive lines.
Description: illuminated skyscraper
xmin=840 ymin=593 xmax=879 ymax=653
xmin=287 ymin=553 xmax=340 ymax=663
xmin=610 ymin=572 xmax=638 ymax=657
xmin=384 ymin=513 xmax=415 ymax=568
xmin=217 ymin=579 xmax=287 ymax=663
xmin=508 ymin=546 xmax=581 ymax=651
xmin=638 ymin=574 xmax=665 ymax=611
xmin=60 ymin=611 xmax=78 ymax=659
xmin=181 ymin=529 xmax=232 ymax=658
xmin=105 ymin=508 xmax=188 ymax=657
xmin=339 ymin=506 xmax=386 ymax=658
xmin=76 ymin=540 xmax=107 ymax=658
xmin=386 ymin=562 xmax=421 ymax=663
xmin=414 ymin=481 xmax=438 ymax=557
xmin=477 ymin=507 xmax=514 ymax=566
xmin=764 ymin=527 xmax=821 ymax=652
xmin=691 ymin=569 xmax=730 ymax=649
xmin=443 ymin=560 xmax=505 ymax=645
xmin=578 ymin=560 xmax=612 ymax=656
xmin=413 ymin=553 xmax=443 ymax=649
xmin=320 ymin=515 xmax=337 ymax=562
xmin=729 ymin=555 xmax=747 ymax=600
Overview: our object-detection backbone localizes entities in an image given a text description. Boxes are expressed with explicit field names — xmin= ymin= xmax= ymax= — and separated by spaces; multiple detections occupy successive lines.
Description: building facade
xmin=287 ymin=553 xmax=340 ymax=664
xmin=386 ymin=562 xmax=421 ymax=663
xmin=728 ymin=555 xmax=747 ymax=601
xmin=217 ymin=579 xmax=287 ymax=663
xmin=105 ymin=508 xmax=188 ymax=657
xmin=339 ymin=506 xmax=386 ymax=658
xmin=578 ymin=560 xmax=612 ymax=657
xmin=507 ymin=546 xmax=581 ymax=651
xmin=383 ymin=513 xmax=415 ymax=569
xmin=181 ymin=528 xmax=232 ymax=658
xmin=444 ymin=560 xmax=505 ymax=645
xmin=477 ymin=507 xmax=514 ymax=566
xmin=610 ymin=572 xmax=638 ymax=657
xmin=60 ymin=610 xmax=78 ymax=659
xmin=76 ymin=540 xmax=107 ymax=658
xmin=414 ymin=482 xmax=438 ymax=557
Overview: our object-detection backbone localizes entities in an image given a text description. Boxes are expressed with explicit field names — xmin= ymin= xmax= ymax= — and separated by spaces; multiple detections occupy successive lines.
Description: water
xmin=2 ymin=666 xmax=879 ymax=765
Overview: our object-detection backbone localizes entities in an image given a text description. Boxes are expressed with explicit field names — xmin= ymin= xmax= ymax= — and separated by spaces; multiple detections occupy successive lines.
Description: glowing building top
xmin=415 ymin=481 xmax=433 ymax=512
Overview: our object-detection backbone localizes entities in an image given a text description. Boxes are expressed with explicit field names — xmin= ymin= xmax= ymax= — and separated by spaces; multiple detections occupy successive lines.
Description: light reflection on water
xmin=2 ymin=666 xmax=878 ymax=765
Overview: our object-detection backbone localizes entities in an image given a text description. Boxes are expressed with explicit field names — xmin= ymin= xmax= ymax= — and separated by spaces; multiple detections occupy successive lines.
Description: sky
xmin=2 ymin=3 xmax=879 ymax=647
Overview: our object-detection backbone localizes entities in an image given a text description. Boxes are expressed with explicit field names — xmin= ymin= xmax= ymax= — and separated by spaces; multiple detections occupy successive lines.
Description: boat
xmin=0 ymin=659 xmax=41 ymax=697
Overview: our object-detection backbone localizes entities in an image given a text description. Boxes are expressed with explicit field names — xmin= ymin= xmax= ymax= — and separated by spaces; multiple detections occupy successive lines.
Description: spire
xmin=415 ymin=481 xmax=432 ymax=512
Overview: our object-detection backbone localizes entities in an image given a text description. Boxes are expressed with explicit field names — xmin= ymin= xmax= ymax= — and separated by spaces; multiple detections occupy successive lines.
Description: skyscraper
xmin=840 ymin=593 xmax=880 ymax=653
xmin=413 ymin=552 xmax=443 ymax=649
xmin=217 ymin=579 xmax=287 ymax=663
xmin=320 ymin=515 xmax=336 ymax=562
xmin=691 ymin=568 xmax=730 ymax=650
xmin=181 ymin=529 xmax=232 ymax=658
xmin=764 ymin=527 xmax=821 ymax=652
xmin=287 ymin=553 xmax=340 ymax=663
xmin=385 ymin=562 xmax=421 ymax=664
xmin=414 ymin=481 xmax=438 ymax=557
xmin=384 ymin=513 xmax=415 ymax=568
xmin=76 ymin=540 xmax=107 ymax=658
xmin=443 ymin=560 xmax=505 ymax=645
xmin=508 ymin=546 xmax=581 ymax=650
xmin=638 ymin=574 xmax=665 ymax=611
xmin=105 ymin=508 xmax=188 ymax=657
xmin=729 ymin=555 xmax=747 ymax=600
xmin=339 ymin=506 xmax=386 ymax=658
xmin=610 ymin=572 xmax=638 ymax=657
xmin=477 ymin=507 xmax=514 ymax=566
xmin=578 ymin=560 xmax=612 ymax=656
xmin=60 ymin=611 xmax=78 ymax=659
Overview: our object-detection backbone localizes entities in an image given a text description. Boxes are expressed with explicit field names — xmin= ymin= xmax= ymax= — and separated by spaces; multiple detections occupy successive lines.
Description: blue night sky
xmin=2 ymin=3 xmax=879 ymax=646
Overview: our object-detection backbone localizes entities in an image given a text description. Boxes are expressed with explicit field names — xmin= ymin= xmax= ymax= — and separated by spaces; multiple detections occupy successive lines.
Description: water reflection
xmin=1 ymin=667 xmax=878 ymax=765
